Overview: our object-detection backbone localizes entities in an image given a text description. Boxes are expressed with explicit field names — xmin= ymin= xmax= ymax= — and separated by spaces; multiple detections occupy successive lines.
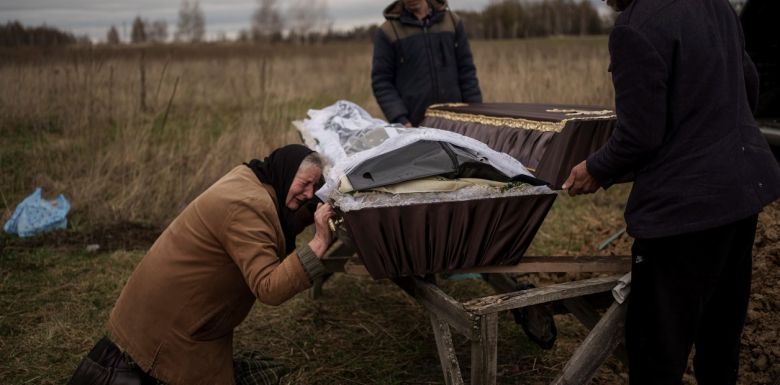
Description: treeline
xmin=245 ymin=0 xmax=608 ymax=43
xmin=0 ymin=0 xmax=610 ymax=47
xmin=287 ymin=0 xmax=609 ymax=43
xmin=460 ymin=0 xmax=607 ymax=39
xmin=112 ymin=0 xmax=204 ymax=45
xmin=0 ymin=21 xmax=90 ymax=47
xmin=111 ymin=0 xmax=332 ymax=45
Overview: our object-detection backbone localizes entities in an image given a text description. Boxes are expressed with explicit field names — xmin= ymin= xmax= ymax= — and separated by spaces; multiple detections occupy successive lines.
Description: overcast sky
xmin=0 ymin=0 xmax=610 ymax=42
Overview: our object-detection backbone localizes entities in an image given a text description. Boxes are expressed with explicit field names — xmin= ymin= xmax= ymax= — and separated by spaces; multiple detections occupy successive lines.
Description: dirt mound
xmin=741 ymin=200 xmax=780 ymax=384
xmin=0 ymin=221 xmax=160 ymax=255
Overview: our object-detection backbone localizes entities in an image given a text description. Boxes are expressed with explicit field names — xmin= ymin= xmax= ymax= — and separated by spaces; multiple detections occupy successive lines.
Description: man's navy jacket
xmin=587 ymin=0 xmax=780 ymax=239
xmin=371 ymin=0 xmax=482 ymax=126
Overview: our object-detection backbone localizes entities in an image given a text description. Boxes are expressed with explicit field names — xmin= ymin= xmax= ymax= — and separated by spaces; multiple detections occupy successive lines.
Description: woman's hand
xmin=308 ymin=202 xmax=335 ymax=257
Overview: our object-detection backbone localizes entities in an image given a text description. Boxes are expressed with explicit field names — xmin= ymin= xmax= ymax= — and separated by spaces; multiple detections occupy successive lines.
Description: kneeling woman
xmin=69 ymin=144 xmax=334 ymax=385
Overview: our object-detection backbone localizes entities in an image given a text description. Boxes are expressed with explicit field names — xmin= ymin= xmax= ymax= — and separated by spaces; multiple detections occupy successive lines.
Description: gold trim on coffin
xmin=424 ymin=107 xmax=616 ymax=133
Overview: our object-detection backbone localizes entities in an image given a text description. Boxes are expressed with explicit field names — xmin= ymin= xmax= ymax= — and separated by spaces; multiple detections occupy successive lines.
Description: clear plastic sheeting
xmin=294 ymin=101 xmax=555 ymax=212
xmin=293 ymin=100 xmax=391 ymax=166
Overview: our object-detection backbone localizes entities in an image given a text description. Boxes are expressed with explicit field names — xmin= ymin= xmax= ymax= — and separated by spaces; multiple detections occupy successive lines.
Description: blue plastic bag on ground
xmin=3 ymin=187 xmax=70 ymax=237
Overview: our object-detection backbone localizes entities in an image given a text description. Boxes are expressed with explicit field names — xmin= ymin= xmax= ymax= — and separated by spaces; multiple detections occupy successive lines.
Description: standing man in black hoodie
xmin=563 ymin=0 xmax=780 ymax=383
xmin=371 ymin=0 xmax=482 ymax=127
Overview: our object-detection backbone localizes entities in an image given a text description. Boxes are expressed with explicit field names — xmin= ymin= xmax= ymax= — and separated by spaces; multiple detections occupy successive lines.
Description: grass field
xmin=1 ymin=38 xmax=776 ymax=384
xmin=0 ymin=37 xmax=613 ymax=226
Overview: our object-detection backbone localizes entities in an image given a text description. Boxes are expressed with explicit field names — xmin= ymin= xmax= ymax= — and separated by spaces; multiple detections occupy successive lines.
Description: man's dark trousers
xmin=626 ymin=214 xmax=758 ymax=385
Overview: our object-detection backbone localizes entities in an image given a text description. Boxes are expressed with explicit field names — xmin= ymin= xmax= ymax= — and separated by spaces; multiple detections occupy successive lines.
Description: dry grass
xmin=0 ymin=38 xmax=613 ymax=227
xmin=0 ymin=37 xmax=640 ymax=385
xmin=475 ymin=37 xmax=614 ymax=106
xmin=1 ymin=43 xmax=377 ymax=226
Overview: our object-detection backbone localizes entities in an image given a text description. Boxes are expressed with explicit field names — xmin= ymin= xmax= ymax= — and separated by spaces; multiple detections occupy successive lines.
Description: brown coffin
xmin=422 ymin=103 xmax=617 ymax=188
xmin=342 ymin=194 xmax=556 ymax=279
xmin=340 ymin=103 xmax=616 ymax=279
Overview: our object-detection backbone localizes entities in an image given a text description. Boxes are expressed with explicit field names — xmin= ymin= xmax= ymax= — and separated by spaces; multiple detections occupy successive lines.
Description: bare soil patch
xmin=1 ymin=221 xmax=160 ymax=255
xmin=741 ymin=200 xmax=780 ymax=384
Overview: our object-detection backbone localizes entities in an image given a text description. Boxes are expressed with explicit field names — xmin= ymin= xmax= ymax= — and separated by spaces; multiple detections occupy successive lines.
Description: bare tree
xmin=286 ymin=0 xmax=331 ymax=43
xmin=107 ymin=25 xmax=120 ymax=44
xmin=175 ymin=0 xmax=206 ymax=43
xmin=131 ymin=16 xmax=146 ymax=43
xmin=577 ymin=0 xmax=602 ymax=35
xmin=175 ymin=0 xmax=191 ymax=42
xmin=251 ymin=0 xmax=283 ymax=42
xmin=147 ymin=19 xmax=169 ymax=43
xmin=191 ymin=1 xmax=205 ymax=42
xmin=236 ymin=29 xmax=250 ymax=42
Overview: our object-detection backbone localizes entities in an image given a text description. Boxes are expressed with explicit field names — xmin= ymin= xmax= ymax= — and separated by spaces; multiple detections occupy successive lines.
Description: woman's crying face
xmin=285 ymin=165 xmax=321 ymax=210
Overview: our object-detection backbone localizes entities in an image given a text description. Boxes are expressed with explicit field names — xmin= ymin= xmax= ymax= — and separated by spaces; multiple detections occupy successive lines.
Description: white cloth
xmin=294 ymin=101 xmax=555 ymax=211
xmin=612 ymin=272 xmax=632 ymax=304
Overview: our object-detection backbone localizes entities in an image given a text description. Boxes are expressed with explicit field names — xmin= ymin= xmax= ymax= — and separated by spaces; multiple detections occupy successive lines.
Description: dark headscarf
xmin=245 ymin=144 xmax=314 ymax=254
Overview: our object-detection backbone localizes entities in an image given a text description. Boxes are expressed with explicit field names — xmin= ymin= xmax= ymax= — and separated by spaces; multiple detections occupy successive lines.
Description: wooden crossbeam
xmin=463 ymin=275 xmax=621 ymax=315
xmin=552 ymin=301 xmax=628 ymax=385
xmin=406 ymin=274 xmax=628 ymax=385
xmin=457 ymin=256 xmax=630 ymax=274
xmin=563 ymin=297 xmax=629 ymax=367
xmin=324 ymin=255 xmax=631 ymax=277
xmin=411 ymin=278 xmax=476 ymax=337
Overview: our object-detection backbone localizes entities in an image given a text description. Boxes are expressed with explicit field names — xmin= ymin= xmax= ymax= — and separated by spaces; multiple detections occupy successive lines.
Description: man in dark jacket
xmin=563 ymin=0 xmax=780 ymax=383
xmin=371 ymin=0 xmax=482 ymax=127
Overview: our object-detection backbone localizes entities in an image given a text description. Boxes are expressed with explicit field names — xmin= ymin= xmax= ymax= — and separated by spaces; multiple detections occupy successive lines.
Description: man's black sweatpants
xmin=626 ymin=214 xmax=758 ymax=385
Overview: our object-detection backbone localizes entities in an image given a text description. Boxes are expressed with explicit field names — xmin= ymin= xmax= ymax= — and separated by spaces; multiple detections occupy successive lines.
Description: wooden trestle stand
xmin=311 ymin=103 xmax=629 ymax=384
xmin=315 ymin=240 xmax=631 ymax=385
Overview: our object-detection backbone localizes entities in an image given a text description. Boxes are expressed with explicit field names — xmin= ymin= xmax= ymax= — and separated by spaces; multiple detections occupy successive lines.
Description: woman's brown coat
xmin=108 ymin=165 xmax=318 ymax=385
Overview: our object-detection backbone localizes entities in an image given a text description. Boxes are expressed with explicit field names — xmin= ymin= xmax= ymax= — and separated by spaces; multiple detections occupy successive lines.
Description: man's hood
xmin=383 ymin=0 xmax=448 ymax=20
